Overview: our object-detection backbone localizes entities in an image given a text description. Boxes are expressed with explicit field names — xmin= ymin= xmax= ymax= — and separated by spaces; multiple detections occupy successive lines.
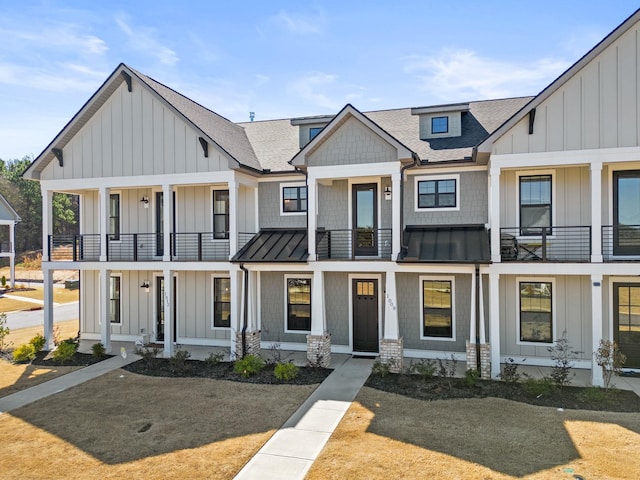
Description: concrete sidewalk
xmin=0 ymin=350 xmax=139 ymax=414
xmin=233 ymin=356 xmax=374 ymax=480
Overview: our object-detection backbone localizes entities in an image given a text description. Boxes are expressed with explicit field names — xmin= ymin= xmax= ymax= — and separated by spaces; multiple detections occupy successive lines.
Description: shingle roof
xmin=241 ymin=119 xmax=299 ymax=172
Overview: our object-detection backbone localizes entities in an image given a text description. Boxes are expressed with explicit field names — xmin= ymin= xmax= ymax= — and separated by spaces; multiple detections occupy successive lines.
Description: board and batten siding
xmin=40 ymin=81 xmax=230 ymax=181
xmin=494 ymin=24 xmax=640 ymax=154
xmin=177 ymin=271 xmax=230 ymax=341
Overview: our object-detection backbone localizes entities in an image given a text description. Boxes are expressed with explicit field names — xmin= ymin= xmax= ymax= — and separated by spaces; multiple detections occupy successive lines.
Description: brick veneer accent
xmin=306 ymin=332 xmax=331 ymax=368
xmin=379 ymin=337 xmax=403 ymax=373
xmin=466 ymin=340 xmax=478 ymax=371
xmin=235 ymin=330 xmax=261 ymax=358
xmin=479 ymin=343 xmax=491 ymax=380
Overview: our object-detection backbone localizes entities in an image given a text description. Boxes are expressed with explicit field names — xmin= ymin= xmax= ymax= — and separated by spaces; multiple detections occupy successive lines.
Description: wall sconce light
xmin=140 ymin=196 xmax=149 ymax=208
xmin=140 ymin=281 xmax=150 ymax=292
xmin=384 ymin=186 xmax=392 ymax=200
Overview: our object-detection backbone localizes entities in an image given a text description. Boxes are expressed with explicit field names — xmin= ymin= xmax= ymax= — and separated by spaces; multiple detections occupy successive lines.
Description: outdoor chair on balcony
xmin=500 ymin=233 xmax=543 ymax=261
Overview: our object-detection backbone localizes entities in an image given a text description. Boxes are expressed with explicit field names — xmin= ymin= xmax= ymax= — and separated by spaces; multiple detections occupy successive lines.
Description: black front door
xmin=353 ymin=183 xmax=377 ymax=256
xmin=613 ymin=170 xmax=640 ymax=255
xmin=156 ymin=276 xmax=177 ymax=342
xmin=353 ymin=279 xmax=378 ymax=353
xmin=614 ymin=283 xmax=640 ymax=368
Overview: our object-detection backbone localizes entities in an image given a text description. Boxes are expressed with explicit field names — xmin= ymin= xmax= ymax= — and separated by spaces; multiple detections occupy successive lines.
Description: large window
xmin=519 ymin=280 xmax=553 ymax=343
xmin=213 ymin=277 xmax=231 ymax=328
xmin=109 ymin=193 xmax=120 ymax=241
xmin=613 ymin=170 xmax=640 ymax=255
xmin=282 ymin=185 xmax=307 ymax=213
xmin=110 ymin=275 xmax=121 ymax=324
xmin=520 ymin=175 xmax=551 ymax=234
xmin=431 ymin=116 xmax=449 ymax=134
xmin=421 ymin=277 xmax=454 ymax=339
xmin=286 ymin=277 xmax=311 ymax=332
xmin=213 ymin=190 xmax=229 ymax=239
xmin=416 ymin=175 xmax=458 ymax=210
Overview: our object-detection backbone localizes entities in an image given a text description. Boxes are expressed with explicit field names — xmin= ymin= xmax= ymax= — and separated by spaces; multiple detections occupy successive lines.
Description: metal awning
xmin=232 ymin=229 xmax=309 ymax=262
xmin=398 ymin=225 xmax=490 ymax=263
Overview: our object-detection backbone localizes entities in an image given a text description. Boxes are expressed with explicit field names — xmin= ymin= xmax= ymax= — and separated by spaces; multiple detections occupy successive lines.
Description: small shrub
xmin=274 ymin=361 xmax=300 ymax=381
xmin=52 ymin=339 xmax=78 ymax=364
xmin=0 ymin=312 xmax=11 ymax=352
xmin=13 ymin=343 xmax=36 ymax=363
xmin=52 ymin=324 xmax=62 ymax=346
xmin=169 ymin=349 xmax=192 ymax=373
xmin=134 ymin=345 xmax=161 ymax=366
xmin=522 ymin=377 xmax=554 ymax=397
xmin=499 ymin=357 xmax=525 ymax=384
xmin=91 ymin=342 xmax=106 ymax=357
xmin=307 ymin=353 xmax=325 ymax=369
xmin=548 ymin=332 xmax=581 ymax=388
xmin=1 ymin=275 xmax=6 ymax=288
xmin=437 ymin=355 xmax=458 ymax=378
xmin=205 ymin=351 xmax=225 ymax=367
xmin=29 ymin=333 xmax=46 ymax=352
xmin=234 ymin=354 xmax=265 ymax=378
xmin=594 ymin=339 xmax=626 ymax=390
xmin=409 ymin=359 xmax=436 ymax=379
xmin=578 ymin=386 xmax=611 ymax=403
xmin=464 ymin=368 xmax=480 ymax=387
xmin=266 ymin=342 xmax=292 ymax=365
xmin=372 ymin=359 xmax=397 ymax=378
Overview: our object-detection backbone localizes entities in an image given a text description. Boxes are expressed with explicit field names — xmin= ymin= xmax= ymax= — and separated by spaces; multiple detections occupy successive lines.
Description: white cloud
xmin=288 ymin=73 xmax=343 ymax=111
xmin=0 ymin=63 xmax=106 ymax=92
xmin=405 ymin=48 xmax=570 ymax=100
xmin=271 ymin=9 xmax=325 ymax=34
xmin=0 ymin=26 xmax=108 ymax=56
xmin=114 ymin=15 xmax=179 ymax=66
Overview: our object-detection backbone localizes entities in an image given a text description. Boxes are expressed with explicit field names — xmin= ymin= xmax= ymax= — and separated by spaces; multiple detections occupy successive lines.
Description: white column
xmin=43 ymin=269 xmax=55 ymax=350
xmin=479 ymin=272 xmax=486 ymax=344
xmin=162 ymin=184 xmax=172 ymax=262
xmin=228 ymin=178 xmax=238 ymax=257
xmin=99 ymin=187 xmax=110 ymax=262
xmin=310 ymin=269 xmax=326 ymax=335
xmin=247 ymin=270 xmax=259 ymax=330
xmin=489 ymin=273 xmax=501 ymax=378
xmin=383 ymin=271 xmax=399 ymax=339
xmin=41 ymin=188 xmax=53 ymax=261
xmin=163 ymin=268 xmax=174 ymax=356
xmin=391 ymin=172 xmax=402 ymax=260
xmin=590 ymin=162 xmax=603 ymax=263
xmin=591 ymin=274 xmax=604 ymax=387
xmin=229 ymin=269 xmax=242 ymax=357
xmin=489 ymin=167 xmax=501 ymax=263
xmin=469 ymin=269 xmax=477 ymax=344
xmin=99 ymin=268 xmax=111 ymax=353
xmin=9 ymin=222 xmax=15 ymax=288
xmin=307 ymin=177 xmax=317 ymax=260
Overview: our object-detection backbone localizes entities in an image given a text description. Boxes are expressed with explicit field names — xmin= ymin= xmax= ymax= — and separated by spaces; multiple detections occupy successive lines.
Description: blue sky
xmin=0 ymin=1 xmax=638 ymax=160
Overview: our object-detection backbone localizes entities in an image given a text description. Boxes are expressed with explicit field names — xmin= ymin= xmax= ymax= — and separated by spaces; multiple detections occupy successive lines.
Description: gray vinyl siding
xmin=499 ymin=275 xmax=592 ymax=360
xmin=404 ymin=170 xmax=488 ymax=225
xmin=260 ymin=271 xmax=307 ymax=344
xmin=41 ymin=82 xmax=230 ymax=181
xmin=325 ymin=272 xmax=349 ymax=346
xmin=238 ymin=184 xmax=257 ymax=234
xmin=318 ymin=180 xmax=348 ymax=229
xmin=307 ymin=116 xmax=396 ymax=166
xmin=397 ymin=272 xmax=470 ymax=352
xmin=258 ymin=182 xmax=306 ymax=229
xmin=494 ymin=24 xmax=640 ymax=154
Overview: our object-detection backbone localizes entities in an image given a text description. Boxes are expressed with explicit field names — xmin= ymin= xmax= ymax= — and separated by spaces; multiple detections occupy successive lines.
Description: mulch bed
xmin=123 ymin=357 xmax=333 ymax=385
xmin=30 ymin=350 xmax=113 ymax=367
xmin=365 ymin=374 xmax=640 ymax=412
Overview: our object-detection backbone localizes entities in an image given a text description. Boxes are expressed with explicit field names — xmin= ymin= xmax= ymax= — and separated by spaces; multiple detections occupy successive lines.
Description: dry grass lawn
xmin=0 ymin=296 xmax=40 ymax=312
xmin=1 ymin=320 xmax=80 ymax=398
xmin=8 ymin=287 xmax=80 ymax=303
xmin=0 ymin=370 xmax=318 ymax=479
xmin=307 ymin=387 xmax=640 ymax=480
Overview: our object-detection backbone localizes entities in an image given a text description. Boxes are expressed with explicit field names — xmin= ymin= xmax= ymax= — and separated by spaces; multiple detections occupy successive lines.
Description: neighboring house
xmin=22 ymin=8 xmax=640 ymax=386
xmin=0 ymin=192 xmax=20 ymax=288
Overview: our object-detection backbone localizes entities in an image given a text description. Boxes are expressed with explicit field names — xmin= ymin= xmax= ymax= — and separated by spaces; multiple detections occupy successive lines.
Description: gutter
xmin=474 ymin=264 xmax=481 ymax=372
xmin=239 ymin=263 xmax=249 ymax=358
xmin=399 ymin=154 xmax=421 ymax=257
xmin=294 ymin=166 xmax=310 ymax=254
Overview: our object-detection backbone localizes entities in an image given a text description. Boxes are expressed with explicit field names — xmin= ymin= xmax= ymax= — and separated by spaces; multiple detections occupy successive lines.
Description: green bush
xmin=133 ymin=345 xmax=161 ymax=366
xmin=52 ymin=339 xmax=78 ymax=364
xmin=274 ymin=361 xmax=299 ymax=381
xmin=29 ymin=333 xmax=46 ymax=352
xmin=91 ymin=342 xmax=106 ymax=357
xmin=13 ymin=343 xmax=36 ymax=363
xmin=522 ymin=377 xmax=554 ymax=397
xmin=409 ymin=359 xmax=436 ymax=379
xmin=205 ymin=351 xmax=225 ymax=367
xmin=372 ymin=359 xmax=392 ymax=378
xmin=464 ymin=368 xmax=480 ymax=387
xmin=499 ymin=357 xmax=524 ymax=384
xmin=169 ymin=349 xmax=192 ymax=373
xmin=234 ymin=354 xmax=265 ymax=378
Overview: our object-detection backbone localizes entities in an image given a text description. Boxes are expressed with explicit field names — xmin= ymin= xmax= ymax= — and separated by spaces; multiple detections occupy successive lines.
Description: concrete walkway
xmin=233 ymin=356 xmax=374 ymax=480
xmin=0 ymin=350 xmax=139 ymax=414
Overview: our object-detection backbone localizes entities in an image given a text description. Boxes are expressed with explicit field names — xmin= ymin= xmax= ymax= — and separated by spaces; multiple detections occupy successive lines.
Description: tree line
xmin=0 ymin=156 xmax=78 ymax=255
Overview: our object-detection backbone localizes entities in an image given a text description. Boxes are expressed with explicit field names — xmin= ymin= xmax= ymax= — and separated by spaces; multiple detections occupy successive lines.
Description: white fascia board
xmin=491 ymin=146 xmax=640 ymax=170
xmin=488 ymin=262 xmax=640 ymax=277
xmin=406 ymin=165 xmax=487 ymax=175
xmin=411 ymin=103 xmax=470 ymax=115
xmin=257 ymin=173 xmax=306 ymax=183
xmin=307 ymin=161 xmax=401 ymax=181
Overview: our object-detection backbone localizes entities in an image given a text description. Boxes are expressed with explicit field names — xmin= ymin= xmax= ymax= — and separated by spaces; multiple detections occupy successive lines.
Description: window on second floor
xmin=213 ymin=190 xmax=229 ymax=239
xmin=415 ymin=175 xmax=459 ymax=211
xmin=282 ymin=186 xmax=307 ymax=213
xmin=109 ymin=193 xmax=120 ymax=241
xmin=309 ymin=127 xmax=322 ymax=141
xmin=519 ymin=174 xmax=552 ymax=234
xmin=431 ymin=116 xmax=449 ymax=134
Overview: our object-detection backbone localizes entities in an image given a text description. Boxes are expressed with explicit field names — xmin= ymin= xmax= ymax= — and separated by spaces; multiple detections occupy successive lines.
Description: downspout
xmin=475 ymin=264 xmax=481 ymax=372
xmin=400 ymin=154 xmax=421 ymax=255
xmin=239 ymin=263 xmax=248 ymax=358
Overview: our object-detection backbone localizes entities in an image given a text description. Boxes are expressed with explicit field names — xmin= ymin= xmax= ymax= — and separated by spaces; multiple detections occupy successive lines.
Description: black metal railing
xmin=171 ymin=233 xmax=230 ymax=261
xmin=0 ymin=241 xmax=11 ymax=253
xmin=602 ymin=225 xmax=640 ymax=261
xmin=49 ymin=234 xmax=100 ymax=261
xmin=316 ymin=228 xmax=392 ymax=260
xmin=500 ymin=226 xmax=591 ymax=262
xmin=106 ymin=233 xmax=163 ymax=261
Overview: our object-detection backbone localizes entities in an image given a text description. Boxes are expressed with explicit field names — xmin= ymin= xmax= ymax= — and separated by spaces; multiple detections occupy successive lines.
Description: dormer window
xmin=411 ymin=103 xmax=469 ymax=140
xmin=290 ymin=115 xmax=334 ymax=147
xmin=309 ymin=127 xmax=322 ymax=140
xmin=431 ymin=116 xmax=449 ymax=134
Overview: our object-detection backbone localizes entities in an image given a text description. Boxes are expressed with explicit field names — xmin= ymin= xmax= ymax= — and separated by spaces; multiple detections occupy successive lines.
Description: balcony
xmin=500 ymin=226 xmax=591 ymax=262
xmin=171 ymin=233 xmax=230 ymax=261
xmin=49 ymin=234 xmax=100 ymax=261
xmin=316 ymin=228 xmax=392 ymax=260
xmin=602 ymin=225 xmax=640 ymax=261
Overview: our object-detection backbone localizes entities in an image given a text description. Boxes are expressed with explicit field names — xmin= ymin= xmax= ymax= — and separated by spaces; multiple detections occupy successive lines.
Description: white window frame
xmin=211 ymin=186 xmax=230 ymax=241
xmin=279 ymin=181 xmax=307 ymax=216
xmin=414 ymin=174 xmax=460 ymax=212
xmin=516 ymin=276 xmax=556 ymax=346
xmin=211 ymin=275 xmax=231 ymax=330
xmin=419 ymin=275 xmax=456 ymax=341
xmin=109 ymin=273 xmax=122 ymax=325
xmin=284 ymin=274 xmax=312 ymax=334
xmin=515 ymin=170 xmax=556 ymax=239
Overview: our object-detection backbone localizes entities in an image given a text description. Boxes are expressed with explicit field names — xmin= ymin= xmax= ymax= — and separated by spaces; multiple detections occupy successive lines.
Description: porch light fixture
xmin=140 ymin=196 xmax=149 ymax=208
xmin=140 ymin=281 xmax=150 ymax=292
xmin=384 ymin=185 xmax=392 ymax=200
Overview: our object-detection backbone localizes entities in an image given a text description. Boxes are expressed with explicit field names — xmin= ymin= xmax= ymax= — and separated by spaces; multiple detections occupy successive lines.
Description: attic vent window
xmin=431 ymin=116 xmax=448 ymax=134
xmin=309 ymin=127 xmax=322 ymax=141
